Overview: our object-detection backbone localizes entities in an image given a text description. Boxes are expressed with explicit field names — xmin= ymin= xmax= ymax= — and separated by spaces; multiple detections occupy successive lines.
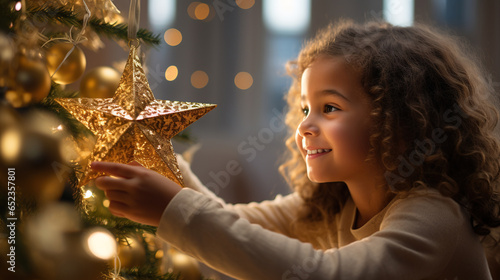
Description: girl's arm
xmin=177 ymin=155 xmax=301 ymax=237
xmin=158 ymin=188 xmax=489 ymax=280
xmin=92 ymin=161 xmax=488 ymax=280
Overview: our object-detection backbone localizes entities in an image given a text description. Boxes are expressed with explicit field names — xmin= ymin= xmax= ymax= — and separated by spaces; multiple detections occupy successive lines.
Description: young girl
xmin=92 ymin=20 xmax=500 ymax=279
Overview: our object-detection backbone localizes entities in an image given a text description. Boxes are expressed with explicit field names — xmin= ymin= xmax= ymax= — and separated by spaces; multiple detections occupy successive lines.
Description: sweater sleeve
xmin=157 ymin=188 xmax=488 ymax=280
xmin=177 ymin=154 xmax=299 ymax=236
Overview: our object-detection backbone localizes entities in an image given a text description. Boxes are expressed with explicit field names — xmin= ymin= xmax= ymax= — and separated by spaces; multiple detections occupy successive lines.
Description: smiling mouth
xmin=306 ymin=149 xmax=332 ymax=155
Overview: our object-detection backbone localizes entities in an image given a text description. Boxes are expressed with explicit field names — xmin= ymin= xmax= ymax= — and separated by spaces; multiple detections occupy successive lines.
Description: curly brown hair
xmin=280 ymin=20 xmax=500 ymax=237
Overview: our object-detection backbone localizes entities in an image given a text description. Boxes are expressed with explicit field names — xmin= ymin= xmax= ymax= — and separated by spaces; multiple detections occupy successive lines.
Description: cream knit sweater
xmin=156 ymin=158 xmax=492 ymax=280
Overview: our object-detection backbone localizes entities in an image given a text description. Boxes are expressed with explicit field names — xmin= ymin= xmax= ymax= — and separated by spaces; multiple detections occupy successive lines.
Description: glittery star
xmin=56 ymin=46 xmax=216 ymax=187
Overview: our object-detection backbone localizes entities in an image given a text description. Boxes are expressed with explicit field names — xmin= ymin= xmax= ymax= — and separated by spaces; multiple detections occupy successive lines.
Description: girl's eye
xmin=324 ymin=105 xmax=339 ymax=113
xmin=302 ymin=107 xmax=309 ymax=116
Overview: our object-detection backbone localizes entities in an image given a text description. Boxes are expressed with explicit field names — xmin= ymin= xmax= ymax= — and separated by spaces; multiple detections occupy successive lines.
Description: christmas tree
xmin=0 ymin=0 xmax=212 ymax=279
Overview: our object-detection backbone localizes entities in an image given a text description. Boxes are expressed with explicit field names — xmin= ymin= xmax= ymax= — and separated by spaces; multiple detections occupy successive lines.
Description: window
xmin=384 ymin=0 xmax=414 ymax=26
xmin=263 ymin=0 xmax=311 ymax=35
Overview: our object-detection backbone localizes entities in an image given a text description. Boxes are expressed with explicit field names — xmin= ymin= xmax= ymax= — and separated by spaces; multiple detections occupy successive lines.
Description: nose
xmin=297 ymin=115 xmax=319 ymax=137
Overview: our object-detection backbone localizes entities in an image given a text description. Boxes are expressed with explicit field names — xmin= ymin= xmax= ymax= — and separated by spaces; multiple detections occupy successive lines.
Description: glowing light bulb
xmin=84 ymin=190 xmax=94 ymax=199
xmin=86 ymin=229 xmax=116 ymax=260
xmin=14 ymin=1 xmax=22 ymax=11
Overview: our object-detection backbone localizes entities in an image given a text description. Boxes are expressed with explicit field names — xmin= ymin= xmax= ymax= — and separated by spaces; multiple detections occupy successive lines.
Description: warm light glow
xmin=194 ymin=3 xmax=210 ymax=20
xmin=384 ymin=0 xmax=414 ymax=26
xmin=236 ymin=0 xmax=255 ymax=9
xmin=52 ymin=124 xmax=64 ymax=133
xmin=164 ymin=28 xmax=182 ymax=46
xmin=84 ymin=190 xmax=94 ymax=199
xmin=165 ymin=65 xmax=179 ymax=81
xmin=187 ymin=2 xmax=201 ymax=20
xmin=234 ymin=72 xmax=253 ymax=90
xmin=191 ymin=71 xmax=209 ymax=89
xmin=1 ymin=128 xmax=22 ymax=162
xmin=14 ymin=1 xmax=22 ymax=11
xmin=86 ymin=229 xmax=116 ymax=260
xmin=103 ymin=199 xmax=110 ymax=208
xmin=155 ymin=249 xmax=164 ymax=259
xmin=125 ymin=237 xmax=136 ymax=246
xmin=263 ymin=0 xmax=311 ymax=34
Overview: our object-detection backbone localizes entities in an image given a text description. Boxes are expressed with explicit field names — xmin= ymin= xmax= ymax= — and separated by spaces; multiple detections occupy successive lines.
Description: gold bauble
xmin=10 ymin=54 xmax=51 ymax=105
xmin=168 ymin=249 xmax=202 ymax=280
xmin=25 ymin=206 xmax=109 ymax=280
xmin=46 ymin=42 xmax=86 ymax=84
xmin=0 ymin=33 xmax=15 ymax=87
xmin=0 ymin=110 xmax=66 ymax=203
xmin=15 ymin=130 xmax=66 ymax=203
xmin=116 ymin=236 xmax=146 ymax=269
xmin=79 ymin=66 xmax=120 ymax=98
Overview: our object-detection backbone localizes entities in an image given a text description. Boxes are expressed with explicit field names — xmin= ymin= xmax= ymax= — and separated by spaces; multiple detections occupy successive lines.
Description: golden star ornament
xmin=56 ymin=46 xmax=216 ymax=187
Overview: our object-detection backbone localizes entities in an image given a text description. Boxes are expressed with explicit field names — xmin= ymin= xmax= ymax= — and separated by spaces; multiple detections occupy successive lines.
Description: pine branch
xmin=37 ymin=83 xmax=92 ymax=139
xmin=81 ymin=208 xmax=157 ymax=240
xmin=28 ymin=5 xmax=161 ymax=46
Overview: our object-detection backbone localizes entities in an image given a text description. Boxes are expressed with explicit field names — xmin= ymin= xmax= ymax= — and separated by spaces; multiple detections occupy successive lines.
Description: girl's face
xmin=295 ymin=55 xmax=375 ymax=183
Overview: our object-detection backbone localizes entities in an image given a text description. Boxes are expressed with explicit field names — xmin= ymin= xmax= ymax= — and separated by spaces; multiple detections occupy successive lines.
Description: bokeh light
xmin=164 ymin=28 xmax=182 ymax=46
xmin=86 ymin=229 xmax=116 ymax=260
xmin=234 ymin=72 xmax=253 ymax=90
xmin=191 ymin=71 xmax=209 ymax=89
xmin=188 ymin=2 xmax=213 ymax=21
xmin=155 ymin=250 xmax=164 ymax=259
xmin=237 ymin=0 xmax=255 ymax=9
xmin=187 ymin=2 xmax=200 ymax=20
xmin=14 ymin=1 xmax=21 ymax=11
xmin=83 ymin=190 xmax=94 ymax=199
xmin=1 ymin=128 xmax=22 ymax=162
xmin=194 ymin=3 xmax=210 ymax=20
xmin=165 ymin=65 xmax=178 ymax=81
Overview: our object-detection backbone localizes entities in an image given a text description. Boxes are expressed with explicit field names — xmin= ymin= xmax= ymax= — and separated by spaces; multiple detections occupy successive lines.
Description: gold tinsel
xmin=55 ymin=45 xmax=216 ymax=187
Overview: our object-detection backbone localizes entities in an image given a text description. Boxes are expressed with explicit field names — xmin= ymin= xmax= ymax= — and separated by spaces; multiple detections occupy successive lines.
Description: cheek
xmin=330 ymin=124 xmax=371 ymax=158
xmin=295 ymin=129 xmax=303 ymax=151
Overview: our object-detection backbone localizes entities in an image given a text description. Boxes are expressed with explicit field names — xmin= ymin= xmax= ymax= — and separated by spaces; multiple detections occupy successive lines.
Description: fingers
xmin=108 ymin=200 xmax=128 ymax=218
xmin=104 ymin=190 xmax=129 ymax=203
xmin=95 ymin=175 xmax=128 ymax=191
xmin=91 ymin=161 xmax=140 ymax=179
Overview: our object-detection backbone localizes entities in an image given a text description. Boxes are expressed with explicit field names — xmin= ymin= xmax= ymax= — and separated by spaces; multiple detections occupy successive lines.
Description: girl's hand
xmin=91 ymin=161 xmax=183 ymax=227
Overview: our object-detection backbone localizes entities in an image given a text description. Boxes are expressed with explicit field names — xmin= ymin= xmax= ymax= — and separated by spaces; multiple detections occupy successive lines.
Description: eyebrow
xmin=301 ymin=89 xmax=351 ymax=103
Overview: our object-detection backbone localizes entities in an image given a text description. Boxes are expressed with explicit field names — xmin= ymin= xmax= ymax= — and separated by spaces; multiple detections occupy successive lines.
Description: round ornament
xmin=9 ymin=54 xmax=51 ymax=106
xmin=16 ymin=130 xmax=66 ymax=203
xmin=80 ymin=66 xmax=120 ymax=98
xmin=167 ymin=249 xmax=202 ymax=280
xmin=0 ymin=110 xmax=67 ymax=203
xmin=116 ymin=236 xmax=147 ymax=269
xmin=46 ymin=42 xmax=86 ymax=84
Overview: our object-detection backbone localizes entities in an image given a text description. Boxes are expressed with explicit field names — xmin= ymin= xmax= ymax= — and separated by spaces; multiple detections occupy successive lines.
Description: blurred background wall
xmin=82 ymin=0 xmax=500 ymax=205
